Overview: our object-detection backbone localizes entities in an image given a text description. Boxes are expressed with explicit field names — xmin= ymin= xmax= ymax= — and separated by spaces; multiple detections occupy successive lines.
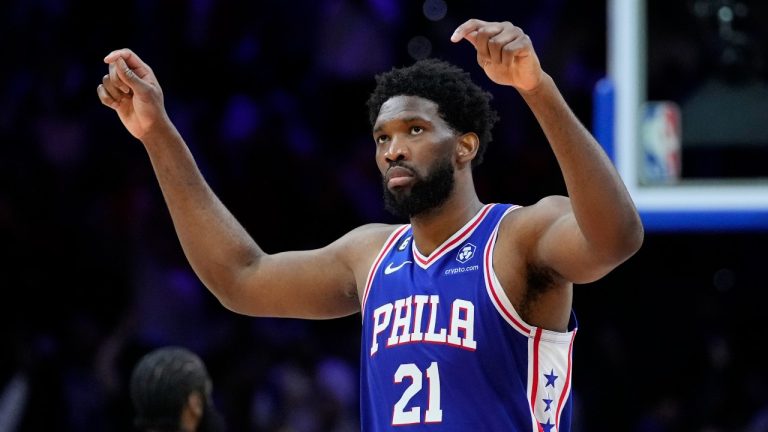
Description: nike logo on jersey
xmin=384 ymin=261 xmax=412 ymax=275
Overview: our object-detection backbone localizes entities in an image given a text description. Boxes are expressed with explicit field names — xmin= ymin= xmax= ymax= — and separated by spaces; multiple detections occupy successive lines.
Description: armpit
xmin=519 ymin=263 xmax=560 ymax=318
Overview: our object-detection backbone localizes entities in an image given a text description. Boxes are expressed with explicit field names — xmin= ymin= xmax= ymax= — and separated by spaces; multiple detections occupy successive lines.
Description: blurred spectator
xmin=129 ymin=346 xmax=225 ymax=432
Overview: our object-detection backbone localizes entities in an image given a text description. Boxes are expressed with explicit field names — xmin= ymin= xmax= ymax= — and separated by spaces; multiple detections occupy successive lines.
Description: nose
xmin=384 ymin=136 xmax=409 ymax=163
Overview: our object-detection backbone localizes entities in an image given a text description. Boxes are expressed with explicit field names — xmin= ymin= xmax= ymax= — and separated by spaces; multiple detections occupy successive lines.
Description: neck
xmin=409 ymin=177 xmax=483 ymax=257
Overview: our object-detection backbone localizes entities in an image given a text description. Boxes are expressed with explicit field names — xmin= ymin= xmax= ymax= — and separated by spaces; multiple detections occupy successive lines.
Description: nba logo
xmin=640 ymin=101 xmax=681 ymax=184
xmin=456 ymin=243 xmax=476 ymax=263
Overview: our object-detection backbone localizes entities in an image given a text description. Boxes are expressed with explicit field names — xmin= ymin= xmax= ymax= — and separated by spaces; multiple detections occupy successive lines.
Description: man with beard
xmin=130 ymin=346 xmax=225 ymax=432
xmin=99 ymin=18 xmax=643 ymax=432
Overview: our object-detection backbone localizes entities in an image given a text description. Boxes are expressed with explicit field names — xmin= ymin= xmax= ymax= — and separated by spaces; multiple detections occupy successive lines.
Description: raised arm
xmin=96 ymin=49 xmax=379 ymax=319
xmin=452 ymin=20 xmax=643 ymax=284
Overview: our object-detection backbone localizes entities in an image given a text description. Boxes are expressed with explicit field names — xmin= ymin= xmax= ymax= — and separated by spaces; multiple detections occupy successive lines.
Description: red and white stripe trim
xmin=555 ymin=329 xmax=577 ymax=430
xmin=482 ymin=205 xmax=531 ymax=336
xmin=481 ymin=204 xmax=576 ymax=430
xmin=412 ymin=204 xmax=494 ymax=269
xmin=528 ymin=328 xmax=544 ymax=432
xmin=361 ymin=224 xmax=410 ymax=316
xmin=526 ymin=328 xmax=576 ymax=432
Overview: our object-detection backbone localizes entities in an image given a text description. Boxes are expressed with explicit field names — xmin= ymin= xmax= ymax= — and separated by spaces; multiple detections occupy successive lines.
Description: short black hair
xmin=366 ymin=58 xmax=499 ymax=167
xmin=130 ymin=346 xmax=210 ymax=432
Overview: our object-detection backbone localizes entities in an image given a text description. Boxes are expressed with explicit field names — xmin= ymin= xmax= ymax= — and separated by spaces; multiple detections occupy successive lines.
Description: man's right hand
xmin=451 ymin=19 xmax=544 ymax=93
xmin=97 ymin=48 xmax=170 ymax=140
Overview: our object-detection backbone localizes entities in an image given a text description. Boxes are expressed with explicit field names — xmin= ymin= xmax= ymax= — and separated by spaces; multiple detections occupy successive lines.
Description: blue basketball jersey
xmin=360 ymin=203 xmax=578 ymax=431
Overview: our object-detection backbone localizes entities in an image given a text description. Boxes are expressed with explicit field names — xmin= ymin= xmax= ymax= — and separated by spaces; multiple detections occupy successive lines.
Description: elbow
xmin=626 ymin=214 xmax=645 ymax=255
xmin=199 ymin=277 xmax=240 ymax=313
xmin=208 ymin=279 xmax=262 ymax=316
xmin=197 ymin=267 xmax=252 ymax=315
xmin=611 ymin=215 xmax=645 ymax=263
xmin=571 ymin=216 xmax=644 ymax=284
xmin=221 ymin=271 xmax=263 ymax=315
xmin=199 ymin=253 xmax=264 ymax=315
xmin=208 ymin=261 xmax=277 ymax=317
xmin=579 ymin=220 xmax=643 ymax=284
xmin=213 ymin=287 xmax=239 ymax=313
xmin=588 ymin=214 xmax=644 ymax=268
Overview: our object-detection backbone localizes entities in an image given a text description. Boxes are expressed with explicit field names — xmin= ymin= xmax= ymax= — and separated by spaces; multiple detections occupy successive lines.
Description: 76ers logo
xmin=456 ymin=243 xmax=476 ymax=263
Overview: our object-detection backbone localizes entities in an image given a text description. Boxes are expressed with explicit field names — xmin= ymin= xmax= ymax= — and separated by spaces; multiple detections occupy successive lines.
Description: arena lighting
xmin=595 ymin=0 xmax=768 ymax=231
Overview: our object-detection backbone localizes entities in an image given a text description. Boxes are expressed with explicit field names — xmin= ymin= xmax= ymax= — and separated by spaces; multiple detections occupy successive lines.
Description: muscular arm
xmin=452 ymin=20 xmax=643 ymax=284
xmin=518 ymin=75 xmax=643 ymax=282
xmin=97 ymin=49 xmax=384 ymax=319
xmin=141 ymin=125 xmax=374 ymax=319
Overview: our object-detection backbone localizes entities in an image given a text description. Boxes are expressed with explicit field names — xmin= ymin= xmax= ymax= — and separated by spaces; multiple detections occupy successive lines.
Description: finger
xmin=104 ymin=48 xmax=154 ymax=82
xmin=450 ymin=18 xmax=490 ymax=43
xmin=108 ymin=62 xmax=131 ymax=94
xmin=104 ymin=48 xmax=131 ymax=63
xmin=104 ymin=48 xmax=143 ymax=68
xmin=501 ymin=36 xmax=533 ymax=67
xmin=472 ymin=24 xmax=503 ymax=64
xmin=101 ymin=75 xmax=125 ymax=101
xmin=488 ymin=27 xmax=525 ymax=63
xmin=101 ymin=75 xmax=132 ymax=104
xmin=487 ymin=31 xmax=519 ymax=65
xmin=97 ymin=83 xmax=119 ymax=109
xmin=113 ymin=57 xmax=152 ymax=94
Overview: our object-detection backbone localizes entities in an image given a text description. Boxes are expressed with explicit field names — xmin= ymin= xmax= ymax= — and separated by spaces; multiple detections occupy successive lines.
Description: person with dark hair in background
xmin=130 ymin=346 xmax=225 ymax=432
xmin=99 ymin=18 xmax=643 ymax=431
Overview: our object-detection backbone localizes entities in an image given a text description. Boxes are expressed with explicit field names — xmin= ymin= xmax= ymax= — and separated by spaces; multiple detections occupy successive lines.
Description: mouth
xmin=385 ymin=166 xmax=415 ymax=189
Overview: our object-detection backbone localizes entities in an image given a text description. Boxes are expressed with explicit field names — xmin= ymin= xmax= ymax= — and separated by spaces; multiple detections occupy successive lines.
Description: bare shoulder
xmin=336 ymin=223 xmax=404 ymax=259
xmin=347 ymin=222 xmax=403 ymax=236
xmin=334 ymin=223 xmax=405 ymax=288
xmin=495 ymin=196 xmax=575 ymax=278
xmin=499 ymin=195 xmax=572 ymax=237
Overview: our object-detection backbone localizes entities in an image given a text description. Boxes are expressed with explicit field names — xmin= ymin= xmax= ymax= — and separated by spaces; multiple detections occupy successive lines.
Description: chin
xmin=388 ymin=183 xmax=414 ymax=196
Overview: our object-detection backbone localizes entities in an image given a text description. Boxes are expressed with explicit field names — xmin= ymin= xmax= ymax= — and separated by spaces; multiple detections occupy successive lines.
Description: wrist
xmin=139 ymin=117 xmax=180 ymax=147
xmin=516 ymin=72 xmax=551 ymax=97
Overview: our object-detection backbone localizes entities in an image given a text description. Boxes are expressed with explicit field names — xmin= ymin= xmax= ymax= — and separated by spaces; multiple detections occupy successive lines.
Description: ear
xmin=180 ymin=391 xmax=204 ymax=431
xmin=455 ymin=132 xmax=479 ymax=166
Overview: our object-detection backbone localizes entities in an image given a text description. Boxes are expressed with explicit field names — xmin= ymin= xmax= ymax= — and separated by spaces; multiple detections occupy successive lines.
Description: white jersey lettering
xmin=370 ymin=303 xmax=394 ymax=355
xmin=369 ymin=295 xmax=476 ymax=355
xmin=447 ymin=299 xmax=477 ymax=350
xmin=387 ymin=296 xmax=413 ymax=346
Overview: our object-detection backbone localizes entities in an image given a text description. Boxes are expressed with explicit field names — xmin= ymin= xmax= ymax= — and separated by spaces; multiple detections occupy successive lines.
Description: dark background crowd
xmin=1 ymin=0 xmax=767 ymax=431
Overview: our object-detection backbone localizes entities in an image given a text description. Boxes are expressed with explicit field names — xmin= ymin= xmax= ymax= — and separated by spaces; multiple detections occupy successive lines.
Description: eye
xmin=410 ymin=126 xmax=424 ymax=135
xmin=375 ymin=135 xmax=390 ymax=145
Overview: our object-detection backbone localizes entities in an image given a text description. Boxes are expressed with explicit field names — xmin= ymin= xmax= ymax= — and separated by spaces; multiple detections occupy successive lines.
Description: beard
xmin=382 ymin=155 xmax=455 ymax=219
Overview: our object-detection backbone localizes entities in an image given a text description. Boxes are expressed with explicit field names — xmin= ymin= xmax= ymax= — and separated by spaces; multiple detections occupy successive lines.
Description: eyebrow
xmin=373 ymin=116 xmax=432 ymax=133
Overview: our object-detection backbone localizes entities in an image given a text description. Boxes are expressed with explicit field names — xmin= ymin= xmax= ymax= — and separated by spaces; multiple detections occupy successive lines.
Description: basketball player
xmin=99 ymin=19 xmax=643 ymax=431
xmin=130 ymin=346 xmax=225 ymax=432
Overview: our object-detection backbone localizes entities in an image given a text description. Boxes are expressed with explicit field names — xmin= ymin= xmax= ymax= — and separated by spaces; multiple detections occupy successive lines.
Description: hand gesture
xmin=96 ymin=49 xmax=169 ymax=140
xmin=451 ymin=19 xmax=544 ymax=92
